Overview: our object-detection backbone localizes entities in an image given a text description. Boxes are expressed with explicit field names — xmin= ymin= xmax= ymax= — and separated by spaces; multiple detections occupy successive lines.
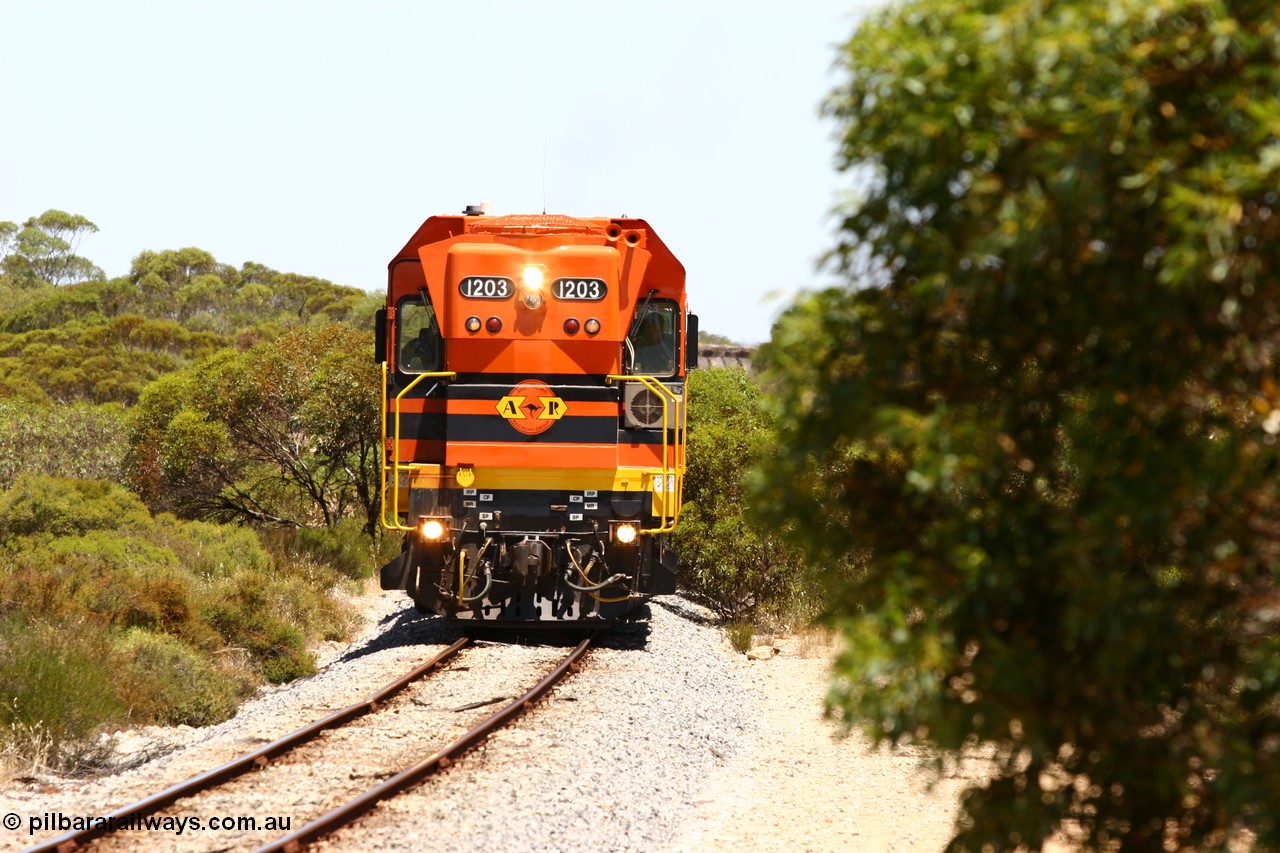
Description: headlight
xmin=521 ymin=265 xmax=545 ymax=289
xmin=421 ymin=518 xmax=447 ymax=540
xmin=519 ymin=265 xmax=547 ymax=311
xmin=614 ymin=523 xmax=638 ymax=545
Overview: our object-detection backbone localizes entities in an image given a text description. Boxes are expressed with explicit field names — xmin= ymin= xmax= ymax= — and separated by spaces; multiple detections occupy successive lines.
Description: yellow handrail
xmin=380 ymin=363 xmax=457 ymax=531
xmin=607 ymin=374 xmax=687 ymax=534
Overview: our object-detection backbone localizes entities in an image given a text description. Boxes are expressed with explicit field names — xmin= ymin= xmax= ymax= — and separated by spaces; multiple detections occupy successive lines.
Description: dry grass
xmin=792 ymin=625 xmax=841 ymax=659
xmin=733 ymin=605 xmax=843 ymax=660
xmin=726 ymin=620 xmax=755 ymax=653
xmin=0 ymin=718 xmax=116 ymax=784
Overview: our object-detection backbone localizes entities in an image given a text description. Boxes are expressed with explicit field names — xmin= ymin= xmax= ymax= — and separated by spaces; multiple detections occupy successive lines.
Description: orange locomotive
xmin=376 ymin=209 xmax=697 ymax=622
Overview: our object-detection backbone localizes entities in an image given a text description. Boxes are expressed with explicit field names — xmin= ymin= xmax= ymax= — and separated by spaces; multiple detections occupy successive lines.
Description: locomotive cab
xmin=377 ymin=211 xmax=695 ymax=623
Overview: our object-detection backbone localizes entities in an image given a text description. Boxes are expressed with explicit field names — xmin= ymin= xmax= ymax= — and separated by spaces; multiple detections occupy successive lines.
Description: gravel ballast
xmin=324 ymin=596 xmax=757 ymax=852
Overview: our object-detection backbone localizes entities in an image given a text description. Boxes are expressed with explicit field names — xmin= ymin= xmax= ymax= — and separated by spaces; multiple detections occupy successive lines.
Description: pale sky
xmin=0 ymin=1 xmax=876 ymax=344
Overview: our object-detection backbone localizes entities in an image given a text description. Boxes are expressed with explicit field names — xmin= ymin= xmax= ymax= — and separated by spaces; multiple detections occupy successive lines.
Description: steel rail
xmin=254 ymin=637 xmax=592 ymax=853
xmin=25 ymin=637 xmax=471 ymax=853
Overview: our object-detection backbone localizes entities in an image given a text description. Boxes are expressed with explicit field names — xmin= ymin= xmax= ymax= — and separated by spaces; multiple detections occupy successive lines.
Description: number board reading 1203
xmin=552 ymin=278 xmax=608 ymax=301
xmin=458 ymin=276 xmax=513 ymax=299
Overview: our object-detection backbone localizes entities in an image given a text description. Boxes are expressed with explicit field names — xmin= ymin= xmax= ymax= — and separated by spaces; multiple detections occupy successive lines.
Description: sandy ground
xmin=667 ymin=632 xmax=990 ymax=853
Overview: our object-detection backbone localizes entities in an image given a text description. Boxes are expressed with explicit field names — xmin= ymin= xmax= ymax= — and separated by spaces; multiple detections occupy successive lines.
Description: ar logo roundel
xmin=495 ymin=379 xmax=568 ymax=435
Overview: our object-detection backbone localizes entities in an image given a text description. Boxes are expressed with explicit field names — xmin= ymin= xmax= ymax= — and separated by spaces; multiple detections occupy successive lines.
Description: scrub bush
xmin=259 ymin=517 xmax=395 ymax=581
xmin=199 ymin=565 xmax=347 ymax=684
xmin=0 ymin=401 xmax=129 ymax=487
xmin=110 ymin=629 xmax=242 ymax=727
xmin=673 ymin=368 xmax=815 ymax=624
xmin=0 ymin=474 xmax=357 ymax=771
xmin=0 ymin=615 xmax=124 ymax=772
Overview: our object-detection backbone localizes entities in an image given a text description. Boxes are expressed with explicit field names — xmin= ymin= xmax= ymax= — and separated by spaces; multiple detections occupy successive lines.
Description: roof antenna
xmin=542 ymin=134 xmax=548 ymax=215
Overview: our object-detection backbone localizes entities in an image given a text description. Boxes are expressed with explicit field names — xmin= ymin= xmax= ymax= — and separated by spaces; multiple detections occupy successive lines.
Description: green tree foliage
xmin=0 ymin=221 xmax=15 ymax=256
xmin=757 ymin=1 xmax=1280 ymax=849
xmin=237 ymin=261 xmax=376 ymax=327
xmin=0 ymin=314 xmax=227 ymax=404
xmin=0 ymin=210 xmax=103 ymax=287
xmin=127 ymin=324 xmax=382 ymax=533
xmin=673 ymin=368 xmax=809 ymax=621
xmin=123 ymin=250 xmax=373 ymax=334
xmin=0 ymin=221 xmax=376 ymax=405
xmin=0 ymin=277 xmax=136 ymax=334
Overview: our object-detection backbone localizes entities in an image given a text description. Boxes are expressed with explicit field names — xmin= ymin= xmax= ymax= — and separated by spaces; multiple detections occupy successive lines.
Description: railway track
xmin=22 ymin=637 xmax=591 ymax=853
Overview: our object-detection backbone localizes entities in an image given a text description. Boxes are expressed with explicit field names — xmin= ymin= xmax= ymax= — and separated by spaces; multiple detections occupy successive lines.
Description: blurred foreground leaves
xmin=758 ymin=1 xmax=1280 ymax=849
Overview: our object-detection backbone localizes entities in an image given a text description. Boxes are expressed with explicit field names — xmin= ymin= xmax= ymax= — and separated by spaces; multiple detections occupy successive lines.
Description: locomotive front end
xmin=377 ymin=212 xmax=696 ymax=623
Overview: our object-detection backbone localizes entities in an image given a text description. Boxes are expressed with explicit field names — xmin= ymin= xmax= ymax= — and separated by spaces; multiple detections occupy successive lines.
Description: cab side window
xmin=397 ymin=299 xmax=443 ymax=373
xmin=627 ymin=301 xmax=679 ymax=376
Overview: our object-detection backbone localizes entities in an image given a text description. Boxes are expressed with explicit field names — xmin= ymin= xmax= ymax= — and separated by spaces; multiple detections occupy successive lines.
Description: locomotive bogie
xmin=379 ymin=464 xmax=679 ymax=621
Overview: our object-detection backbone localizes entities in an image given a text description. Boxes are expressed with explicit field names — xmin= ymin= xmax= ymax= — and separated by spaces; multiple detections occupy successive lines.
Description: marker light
xmin=465 ymin=316 xmax=482 ymax=333
xmin=421 ymin=519 xmax=446 ymax=540
xmin=486 ymin=316 xmax=502 ymax=333
xmin=615 ymin=523 xmax=638 ymax=544
xmin=563 ymin=318 xmax=580 ymax=335
xmin=584 ymin=318 xmax=601 ymax=336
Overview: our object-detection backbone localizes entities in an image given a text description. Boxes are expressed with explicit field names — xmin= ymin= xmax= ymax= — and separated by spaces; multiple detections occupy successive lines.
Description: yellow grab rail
xmin=607 ymin=374 xmax=687 ymax=534
xmin=380 ymin=363 xmax=457 ymax=532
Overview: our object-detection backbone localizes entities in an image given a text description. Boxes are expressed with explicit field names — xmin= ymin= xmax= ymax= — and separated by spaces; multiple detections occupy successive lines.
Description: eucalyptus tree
xmin=127 ymin=324 xmax=381 ymax=534
xmin=0 ymin=210 xmax=103 ymax=286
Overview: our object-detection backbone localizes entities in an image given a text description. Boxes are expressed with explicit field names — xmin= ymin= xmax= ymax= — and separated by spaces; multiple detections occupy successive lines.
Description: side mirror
xmin=685 ymin=313 xmax=699 ymax=371
xmin=374 ymin=308 xmax=387 ymax=364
